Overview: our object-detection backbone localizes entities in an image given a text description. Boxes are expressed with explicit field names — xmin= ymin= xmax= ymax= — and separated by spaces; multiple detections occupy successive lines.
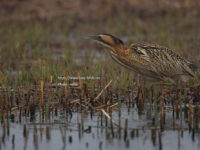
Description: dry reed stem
xmin=77 ymin=72 xmax=82 ymax=88
xmin=94 ymin=80 xmax=112 ymax=102
xmin=65 ymin=86 xmax=68 ymax=101
xmin=95 ymin=104 xmax=107 ymax=109
xmin=70 ymin=99 xmax=80 ymax=104
xmin=189 ymin=100 xmax=193 ymax=114
xmin=95 ymin=103 xmax=118 ymax=109
xmin=101 ymin=109 xmax=118 ymax=126
xmin=70 ymin=98 xmax=95 ymax=109
xmin=76 ymin=101 xmax=88 ymax=108
xmin=50 ymin=76 xmax=53 ymax=84
xmin=11 ymin=104 xmax=25 ymax=111
xmin=109 ymin=103 xmax=118 ymax=108
xmin=41 ymin=79 xmax=44 ymax=108
xmin=175 ymin=100 xmax=178 ymax=112
xmin=160 ymin=98 xmax=165 ymax=118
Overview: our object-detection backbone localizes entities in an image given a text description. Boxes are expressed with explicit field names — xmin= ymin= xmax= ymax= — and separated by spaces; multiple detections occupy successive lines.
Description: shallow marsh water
xmin=1 ymin=1 xmax=200 ymax=150
xmin=1 ymin=104 xmax=199 ymax=150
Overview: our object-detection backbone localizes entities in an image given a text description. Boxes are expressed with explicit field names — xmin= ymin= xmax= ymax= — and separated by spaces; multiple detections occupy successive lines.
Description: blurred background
xmin=0 ymin=0 xmax=200 ymax=87
xmin=1 ymin=1 xmax=200 ymax=150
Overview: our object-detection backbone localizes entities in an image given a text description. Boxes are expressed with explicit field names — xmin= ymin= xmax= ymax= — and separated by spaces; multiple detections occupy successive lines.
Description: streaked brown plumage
xmin=89 ymin=33 xmax=198 ymax=82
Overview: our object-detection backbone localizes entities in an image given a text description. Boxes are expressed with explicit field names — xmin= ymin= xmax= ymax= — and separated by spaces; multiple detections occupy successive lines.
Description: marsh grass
xmin=0 ymin=6 xmax=199 ymax=131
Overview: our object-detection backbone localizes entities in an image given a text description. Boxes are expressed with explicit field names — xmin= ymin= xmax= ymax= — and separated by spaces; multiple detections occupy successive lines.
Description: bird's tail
xmin=189 ymin=63 xmax=198 ymax=72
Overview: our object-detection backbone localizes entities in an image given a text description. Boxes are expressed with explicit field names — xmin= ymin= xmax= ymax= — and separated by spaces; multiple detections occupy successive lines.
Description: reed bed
xmin=0 ymin=1 xmax=200 ymax=149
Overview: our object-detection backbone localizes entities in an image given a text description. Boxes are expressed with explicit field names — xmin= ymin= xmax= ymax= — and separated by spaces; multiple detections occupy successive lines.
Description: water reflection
xmin=0 ymin=105 xmax=200 ymax=150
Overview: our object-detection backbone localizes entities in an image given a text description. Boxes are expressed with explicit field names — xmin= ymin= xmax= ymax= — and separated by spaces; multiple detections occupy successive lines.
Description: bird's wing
xmin=129 ymin=43 xmax=196 ymax=78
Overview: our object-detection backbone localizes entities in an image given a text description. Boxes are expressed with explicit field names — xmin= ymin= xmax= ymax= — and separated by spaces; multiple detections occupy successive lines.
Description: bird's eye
xmin=98 ymin=35 xmax=102 ymax=40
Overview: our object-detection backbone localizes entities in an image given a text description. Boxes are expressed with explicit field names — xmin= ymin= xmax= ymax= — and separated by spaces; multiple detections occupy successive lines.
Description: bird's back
xmin=128 ymin=43 xmax=198 ymax=82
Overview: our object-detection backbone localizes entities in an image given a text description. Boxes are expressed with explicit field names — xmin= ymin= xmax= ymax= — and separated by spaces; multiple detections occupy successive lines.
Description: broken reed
xmin=1 ymin=81 xmax=200 ymax=150
xmin=41 ymin=79 xmax=44 ymax=110
xmin=0 ymin=76 xmax=200 ymax=130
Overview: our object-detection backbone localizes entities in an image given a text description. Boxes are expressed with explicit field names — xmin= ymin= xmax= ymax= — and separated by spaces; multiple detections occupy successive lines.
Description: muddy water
xmin=0 ymin=105 xmax=200 ymax=150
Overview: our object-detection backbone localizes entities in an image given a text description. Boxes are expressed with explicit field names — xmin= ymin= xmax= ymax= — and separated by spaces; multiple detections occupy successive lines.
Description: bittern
xmin=89 ymin=33 xmax=198 ymax=82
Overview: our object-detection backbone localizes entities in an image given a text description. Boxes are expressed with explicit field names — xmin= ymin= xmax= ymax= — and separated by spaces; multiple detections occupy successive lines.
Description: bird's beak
xmin=88 ymin=35 xmax=103 ymax=43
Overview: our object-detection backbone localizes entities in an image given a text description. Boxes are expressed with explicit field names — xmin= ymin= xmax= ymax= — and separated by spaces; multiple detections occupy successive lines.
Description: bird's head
xmin=88 ymin=33 xmax=124 ymax=50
